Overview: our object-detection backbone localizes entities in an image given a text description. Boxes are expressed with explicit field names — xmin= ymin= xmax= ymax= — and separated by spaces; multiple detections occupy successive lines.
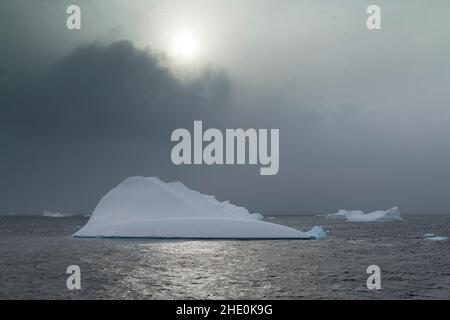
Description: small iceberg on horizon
xmin=423 ymin=233 xmax=448 ymax=241
xmin=43 ymin=211 xmax=73 ymax=218
xmin=321 ymin=207 xmax=402 ymax=222
xmin=74 ymin=177 xmax=325 ymax=239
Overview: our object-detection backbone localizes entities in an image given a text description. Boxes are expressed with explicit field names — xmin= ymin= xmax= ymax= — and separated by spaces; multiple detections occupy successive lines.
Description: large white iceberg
xmin=323 ymin=207 xmax=402 ymax=222
xmin=74 ymin=177 xmax=325 ymax=239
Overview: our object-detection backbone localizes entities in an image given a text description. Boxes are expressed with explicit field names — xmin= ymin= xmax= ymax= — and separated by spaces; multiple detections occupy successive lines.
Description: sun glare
xmin=170 ymin=31 xmax=200 ymax=62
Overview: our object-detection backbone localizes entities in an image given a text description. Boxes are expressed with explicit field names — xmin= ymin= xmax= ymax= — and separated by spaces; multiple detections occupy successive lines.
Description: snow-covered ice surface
xmin=322 ymin=207 xmax=402 ymax=222
xmin=74 ymin=177 xmax=325 ymax=239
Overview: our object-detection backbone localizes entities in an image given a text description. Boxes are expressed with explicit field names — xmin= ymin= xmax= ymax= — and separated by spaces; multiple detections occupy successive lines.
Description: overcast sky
xmin=1 ymin=0 xmax=450 ymax=215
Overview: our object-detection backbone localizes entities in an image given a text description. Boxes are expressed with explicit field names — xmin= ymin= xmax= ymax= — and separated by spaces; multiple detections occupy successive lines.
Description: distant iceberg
xmin=43 ymin=211 xmax=73 ymax=218
xmin=423 ymin=234 xmax=448 ymax=241
xmin=74 ymin=177 xmax=325 ymax=239
xmin=322 ymin=207 xmax=402 ymax=222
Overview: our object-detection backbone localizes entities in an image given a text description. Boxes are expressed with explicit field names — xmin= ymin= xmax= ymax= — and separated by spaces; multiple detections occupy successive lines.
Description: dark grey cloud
xmin=2 ymin=40 xmax=230 ymax=138
xmin=0 ymin=40 xmax=232 ymax=214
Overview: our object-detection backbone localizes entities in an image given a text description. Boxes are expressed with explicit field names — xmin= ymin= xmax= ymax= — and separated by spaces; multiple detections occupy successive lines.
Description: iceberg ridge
xmin=74 ymin=177 xmax=325 ymax=239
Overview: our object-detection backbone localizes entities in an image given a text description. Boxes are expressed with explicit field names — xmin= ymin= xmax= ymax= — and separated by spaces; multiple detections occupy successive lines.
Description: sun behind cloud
xmin=169 ymin=30 xmax=200 ymax=62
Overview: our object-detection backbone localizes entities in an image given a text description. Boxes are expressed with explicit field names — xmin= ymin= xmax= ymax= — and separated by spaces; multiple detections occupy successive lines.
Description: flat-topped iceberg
xmin=322 ymin=207 xmax=402 ymax=222
xmin=43 ymin=210 xmax=73 ymax=218
xmin=74 ymin=177 xmax=325 ymax=239
xmin=423 ymin=234 xmax=448 ymax=241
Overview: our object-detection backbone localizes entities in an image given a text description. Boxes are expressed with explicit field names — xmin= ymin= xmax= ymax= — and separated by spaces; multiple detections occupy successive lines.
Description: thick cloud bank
xmin=74 ymin=177 xmax=325 ymax=239
xmin=0 ymin=41 xmax=231 ymax=214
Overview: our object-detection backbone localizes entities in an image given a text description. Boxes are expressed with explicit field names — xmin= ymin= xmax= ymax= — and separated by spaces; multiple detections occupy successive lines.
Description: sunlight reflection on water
xmin=121 ymin=241 xmax=279 ymax=299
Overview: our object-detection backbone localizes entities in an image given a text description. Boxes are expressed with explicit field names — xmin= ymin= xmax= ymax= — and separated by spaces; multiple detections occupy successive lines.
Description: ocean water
xmin=0 ymin=215 xmax=448 ymax=299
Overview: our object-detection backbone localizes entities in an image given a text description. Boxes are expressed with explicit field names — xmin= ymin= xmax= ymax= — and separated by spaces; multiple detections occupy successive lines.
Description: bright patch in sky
xmin=169 ymin=31 xmax=200 ymax=62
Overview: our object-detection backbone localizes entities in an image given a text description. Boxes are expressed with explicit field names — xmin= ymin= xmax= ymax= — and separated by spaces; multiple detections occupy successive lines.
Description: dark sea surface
xmin=0 ymin=215 xmax=448 ymax=299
